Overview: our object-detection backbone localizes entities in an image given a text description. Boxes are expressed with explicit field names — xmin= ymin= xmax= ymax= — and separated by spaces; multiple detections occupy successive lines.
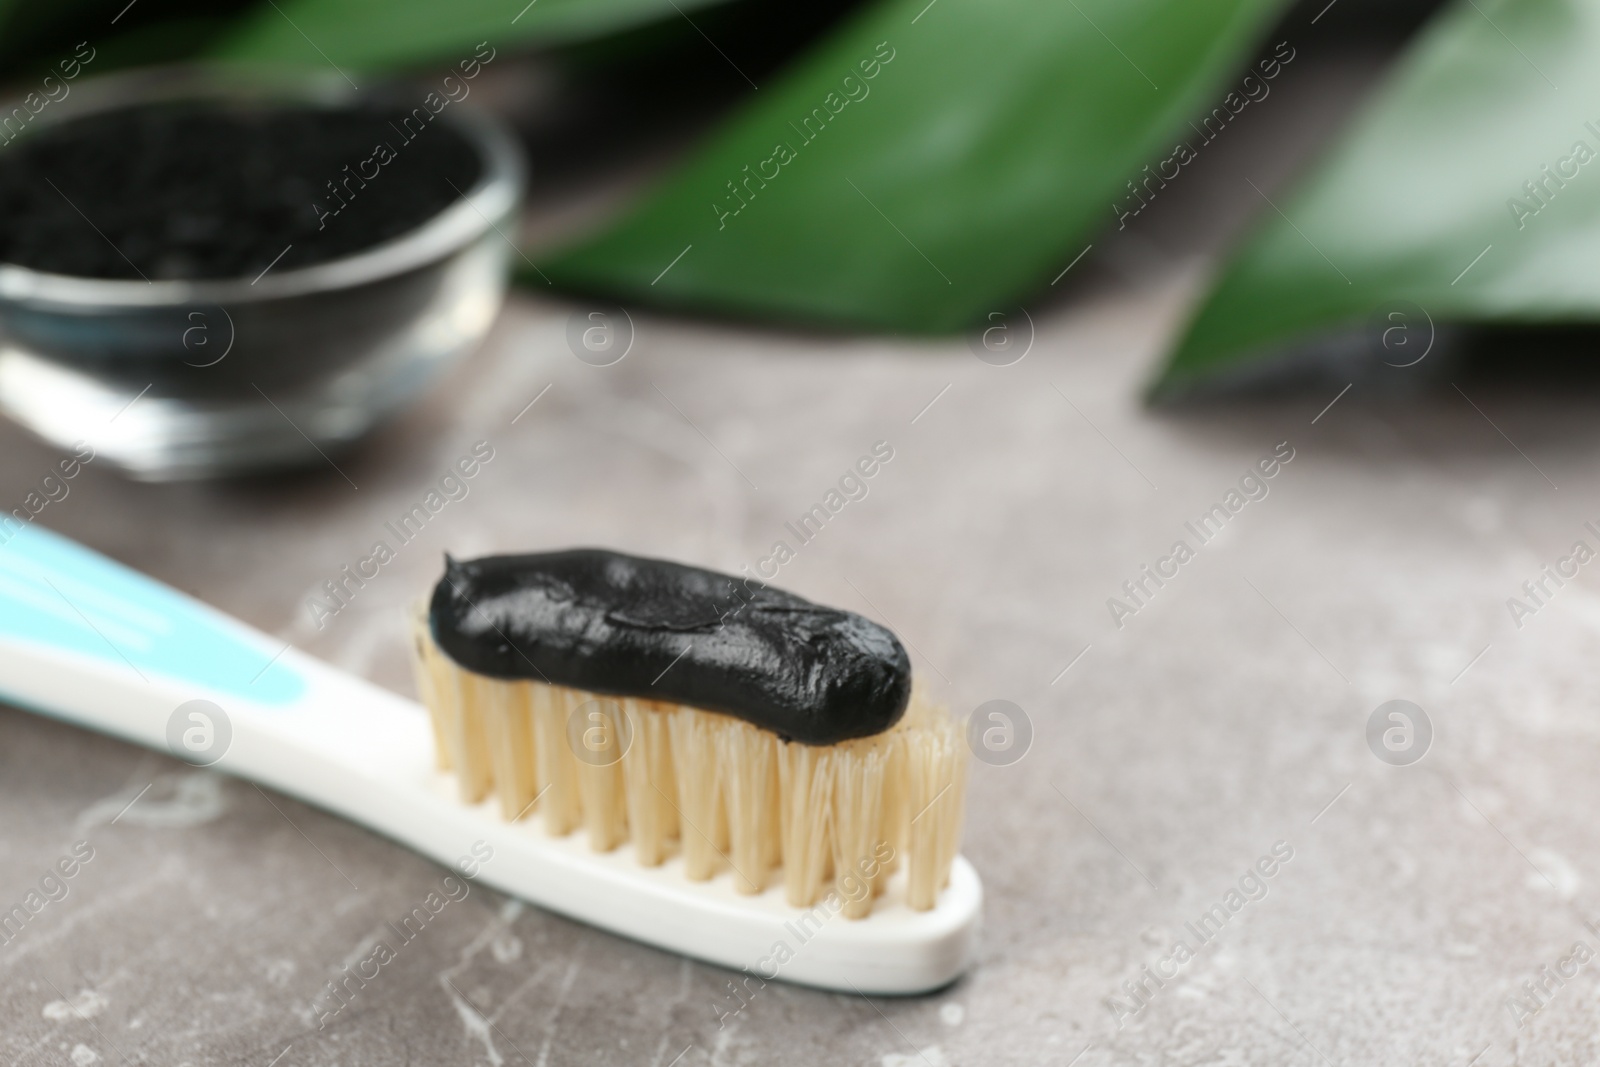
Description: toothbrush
xmin=0 ymin=525 xmax=980 ymax=993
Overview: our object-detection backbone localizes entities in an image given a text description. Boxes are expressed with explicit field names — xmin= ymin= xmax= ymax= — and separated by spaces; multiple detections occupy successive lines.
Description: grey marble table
xmin=3 ymin=47 xmax=1598 ymax=1067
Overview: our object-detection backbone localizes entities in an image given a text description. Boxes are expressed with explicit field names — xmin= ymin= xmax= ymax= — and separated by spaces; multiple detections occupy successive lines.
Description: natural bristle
xmin=408 ymin=609 xmax=967 ymax=916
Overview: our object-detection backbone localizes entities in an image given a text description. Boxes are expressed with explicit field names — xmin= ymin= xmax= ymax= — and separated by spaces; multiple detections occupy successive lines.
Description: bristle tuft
xmin=408 ymin=617 xmax=966 ymax=917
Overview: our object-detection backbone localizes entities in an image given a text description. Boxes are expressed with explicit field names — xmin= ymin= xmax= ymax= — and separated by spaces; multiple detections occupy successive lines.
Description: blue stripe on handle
xmin=0 ymin=524 xmax=304 ymax=703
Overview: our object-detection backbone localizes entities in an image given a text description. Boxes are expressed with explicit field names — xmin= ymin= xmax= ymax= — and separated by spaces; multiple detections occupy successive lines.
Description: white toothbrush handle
xmin=0 ymin=521 xmax=445 ymax=847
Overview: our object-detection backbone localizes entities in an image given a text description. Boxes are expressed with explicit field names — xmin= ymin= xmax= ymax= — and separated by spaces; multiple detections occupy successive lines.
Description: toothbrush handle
xmin=0 ymin=523 xmax=433 ymax=794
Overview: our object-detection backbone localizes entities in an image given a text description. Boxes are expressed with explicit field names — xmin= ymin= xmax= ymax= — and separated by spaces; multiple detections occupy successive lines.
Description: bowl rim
xmin=0 ymin=64 xmax=526 ymax=309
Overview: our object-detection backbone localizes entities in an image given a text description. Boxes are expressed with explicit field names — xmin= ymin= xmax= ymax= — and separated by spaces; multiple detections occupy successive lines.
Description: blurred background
xmin=5 ymin=0 xmax=1600 ymax=1063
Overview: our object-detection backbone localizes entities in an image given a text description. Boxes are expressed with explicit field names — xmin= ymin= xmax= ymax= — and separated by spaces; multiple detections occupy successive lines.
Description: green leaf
xmin=1154 ymin=0 xmax=1600 ymax=397
xmin=542 ymin=0 xmax=1293 ymax=333
xmin=209 ymin=0 xmax=739 ymax=72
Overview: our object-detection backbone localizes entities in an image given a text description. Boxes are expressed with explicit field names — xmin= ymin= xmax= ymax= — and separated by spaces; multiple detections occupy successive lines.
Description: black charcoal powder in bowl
xmin=0 ymin=100 xmax=484 ymax=281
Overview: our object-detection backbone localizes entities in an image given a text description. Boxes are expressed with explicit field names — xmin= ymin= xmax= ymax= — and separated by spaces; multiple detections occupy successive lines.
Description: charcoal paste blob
xmin=429 ymin=549 xmax=912 ymax=746
xmin=0 ymin=100 xmax=482 ymax=281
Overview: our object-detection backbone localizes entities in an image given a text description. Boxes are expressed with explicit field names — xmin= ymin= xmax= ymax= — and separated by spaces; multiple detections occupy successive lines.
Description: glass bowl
xmin=0 ymin=66 xmax=525 ymax=480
